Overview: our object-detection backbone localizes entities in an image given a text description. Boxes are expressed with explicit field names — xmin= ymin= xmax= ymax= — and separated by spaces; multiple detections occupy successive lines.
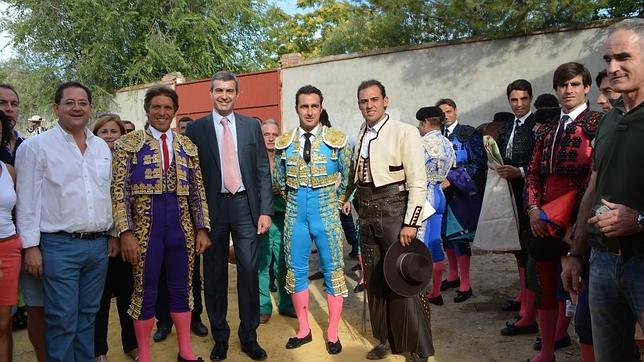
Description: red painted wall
xmin=175 ymin=69 xmax=281 ymax=127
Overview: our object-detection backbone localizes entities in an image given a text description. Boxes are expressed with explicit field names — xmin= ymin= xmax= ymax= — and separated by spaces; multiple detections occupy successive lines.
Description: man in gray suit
xmin=185 ymin=71 xmax=273 ymax=361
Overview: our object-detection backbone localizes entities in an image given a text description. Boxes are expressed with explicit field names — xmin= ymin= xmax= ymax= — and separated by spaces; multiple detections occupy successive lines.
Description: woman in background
xmin=92 ymin=114 xmax=138 ymax=362
xmin=0 ymin=111 xmax=21 ymax=362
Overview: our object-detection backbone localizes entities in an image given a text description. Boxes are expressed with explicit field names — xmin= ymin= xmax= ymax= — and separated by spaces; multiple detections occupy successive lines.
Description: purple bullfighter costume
xmin=111 ymin=129 xmax=210 ymax=320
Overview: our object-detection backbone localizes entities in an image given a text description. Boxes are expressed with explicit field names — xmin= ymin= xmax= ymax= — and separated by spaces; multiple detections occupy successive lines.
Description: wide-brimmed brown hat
xmin=383 ymin=238 xmax=433 ymax=297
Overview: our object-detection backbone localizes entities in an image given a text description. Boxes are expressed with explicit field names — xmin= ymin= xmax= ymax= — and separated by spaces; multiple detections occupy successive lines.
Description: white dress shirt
xmin=506 ymin=112 xmax=532 ymax=177
xmin=298 ymin=124 xmax=320 ymax=158
xmin=212 ymin=111 xmax=246 ymax=193
xmin=360 ymin=114 xmax=389 ymax=158
xmin=15 ymin=123 xmax=113 ymax=248
xmin=445 ymin=120 xmax=459 ymax=138
xmin=149 ymin=126 xmax=174 ymax=167
xmin=560 ymin=102 xmax=588 ymax=126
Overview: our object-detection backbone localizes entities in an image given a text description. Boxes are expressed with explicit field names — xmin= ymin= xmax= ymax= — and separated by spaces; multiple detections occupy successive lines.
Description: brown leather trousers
xmin=356 ymin=184 xmax=434 ymax=358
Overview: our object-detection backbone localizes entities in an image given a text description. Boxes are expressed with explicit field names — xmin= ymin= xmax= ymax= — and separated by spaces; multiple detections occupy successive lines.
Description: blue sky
xmin=277 ymin=0 xmax=301 ymax=15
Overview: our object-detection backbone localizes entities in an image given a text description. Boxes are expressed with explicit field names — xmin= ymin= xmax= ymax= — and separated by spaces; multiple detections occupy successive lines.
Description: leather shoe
xmin=501 ymin=300 xmax=521 ymax=311
xmin=533 ymin=333 xmax=571 ymax=351
xmin=259 ymin=314 xmax=271 ymax=324
xmin=209 ymin=341 xmax=228 ymax=361
xmin=366 ymin=342 xmax=391 ymax=360
xmin=191 ymin=320 xmax=209 ymax=337
xmin=126 ymin=348 xmax=139 ymax=361
xmin=500 ymin=321 xmax=539 ymax=336
xmin=453 ymin=288 xmax=472 ymax=303
xmin=241 ymin=341 xmax=267 ymax=360
xmin=153 ymin=326 xmax=171 ymax=342
xmin=177 ymin=353 xmax=204 ymax=362
xmin=354 ymin=283 xmax=365 ymax=293
xmin=308 ymin=271 xmax=324 ymax=280
xmin=407 ymin=353 xmax=428 ymax=362
xmin=278 ymin=310 xmax=297 ymax=318
xmin=326 ymin=339 xmax=342 ymax=354
xmin=428 ymin=295 xmax=444 ymax=306
xmin=440 ymin=278 xmax=460 ymax=291
xmin=285 ymin=330 xmax=312 ymax=349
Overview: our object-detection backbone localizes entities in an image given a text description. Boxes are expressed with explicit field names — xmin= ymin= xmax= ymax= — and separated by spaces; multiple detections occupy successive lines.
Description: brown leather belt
xmin=53 ymin=231 xmax=106 ymax=240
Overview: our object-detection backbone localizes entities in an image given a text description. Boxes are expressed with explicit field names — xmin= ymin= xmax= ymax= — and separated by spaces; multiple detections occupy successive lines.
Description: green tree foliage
xmin=274 ymin=0 xmax=641 ymax=58
xmin=1 ymin=0 xmax=640 ymax=96
xmin=1 ymin=0 xmax=274 ymax=92
xmin=263 ymin=0 xmax=365 ymax=58
xmin=0 ymin=58 xmax=113 ymax=130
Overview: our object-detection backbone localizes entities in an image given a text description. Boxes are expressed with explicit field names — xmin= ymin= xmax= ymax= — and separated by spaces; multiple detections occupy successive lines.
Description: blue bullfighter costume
xmin=274 ymin=125 xmax=352 ymax=350
xmin=418 ymin=130 xmax=455 ymax=303
xmin=111 ymin=129 xmax=210 ymax=359
xmin=441 ymin=122 xmax=486 ymax=301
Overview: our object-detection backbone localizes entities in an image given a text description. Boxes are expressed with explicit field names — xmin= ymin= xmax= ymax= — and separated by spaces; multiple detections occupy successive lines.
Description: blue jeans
xmin=589 ymin=247 xmax=644 ymax=362
xmin=41 ymin=233 xmax=108 ymax=362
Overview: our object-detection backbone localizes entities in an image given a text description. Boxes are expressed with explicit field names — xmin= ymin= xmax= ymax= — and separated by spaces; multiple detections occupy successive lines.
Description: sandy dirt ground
xmin=13 ymin=249 xmax=585 ymax=362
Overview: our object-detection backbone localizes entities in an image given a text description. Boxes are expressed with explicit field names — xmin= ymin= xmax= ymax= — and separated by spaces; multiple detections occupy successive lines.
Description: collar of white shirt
xmin=149 ymin=126 xmax=174 ymax=143
xmin=299 ymin=124 xmax=320 ymax=139
xmin=366 ymin=113 xmax=389 ymax=134
xmin=446 ymin=120 xmax=459 ymax=135
xmin=212 ymin=110 xmax=236 ymax=126
xmin=55 ymin=122 xmax=94 ymax=141
xmin=560 ymin=102 xmax=588 ymax=124
xmin=515 ymin=112 xmax=532 ymax=127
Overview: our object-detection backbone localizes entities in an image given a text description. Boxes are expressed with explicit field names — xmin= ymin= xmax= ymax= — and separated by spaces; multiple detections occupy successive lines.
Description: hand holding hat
xmin=383 ymin=238 xmax=433 ymax=297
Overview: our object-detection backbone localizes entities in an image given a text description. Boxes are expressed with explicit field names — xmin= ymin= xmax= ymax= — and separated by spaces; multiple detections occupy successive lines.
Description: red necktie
xmin=161 ymin=133 xmax=169 ymax=172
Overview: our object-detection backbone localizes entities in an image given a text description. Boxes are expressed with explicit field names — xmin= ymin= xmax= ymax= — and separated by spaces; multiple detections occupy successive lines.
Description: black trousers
xmin=204 ymin=193 xmax=259 ymax=344
xmin=155 ymin=254 xmax=204 ymax=328
xmin=94 ymin=257 xmax=137 ymax=356
xmin=356 ymin=184 xmax=434 ymax=358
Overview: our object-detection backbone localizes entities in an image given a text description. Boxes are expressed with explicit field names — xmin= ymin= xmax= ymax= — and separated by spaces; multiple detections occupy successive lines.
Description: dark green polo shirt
xmin=591 ymin=99 xmax=644 ymax=252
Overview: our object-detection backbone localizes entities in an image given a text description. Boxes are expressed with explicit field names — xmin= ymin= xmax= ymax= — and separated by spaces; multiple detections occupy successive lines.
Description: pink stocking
xmin=430 ymin=261 xmax=445 ymax=297
xmin=171 ymin=311 xmax=197 ymax=360
xmin=515 ymin=288 xmax=537 ymax=327
xmin=456 ymin=255 xmax=471 ymax=292
xmin=445 ymin=248 xmax=458 ymax=281
xmin=530 ymin=308 xmax=557 ymax=362
xmin=291 ymin=290 xmax=310 ymax=338
xmin=555 ymin=301 xmax=571 ymax=340
xmin=326 ymin=294 xmax=344 ymax=343
xmin=133 ymin=318 xmax=155 ymax=362
xmin=580 ymin=343 xmax=596 ymax=362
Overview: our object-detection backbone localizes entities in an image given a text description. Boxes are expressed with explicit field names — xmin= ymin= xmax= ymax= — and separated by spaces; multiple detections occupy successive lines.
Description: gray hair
xmin=209 ymin=71 xmax=239 ymax=92
xmin=262 ymin=118 xmax=279 ymax=127
xmin=609 ymin=18 xmax=644 ymax=44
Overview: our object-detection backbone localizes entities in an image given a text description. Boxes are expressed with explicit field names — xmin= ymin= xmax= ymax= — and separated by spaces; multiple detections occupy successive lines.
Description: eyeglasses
xmin=60 ymin=100 xmax=91 ymax=109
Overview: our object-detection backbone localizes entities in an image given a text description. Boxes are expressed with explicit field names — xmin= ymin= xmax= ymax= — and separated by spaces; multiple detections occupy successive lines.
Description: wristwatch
xmin=637 ymin=210 xmax=644 ymax=231
xmin=566 ymin=251 xmax=583 ymax=258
